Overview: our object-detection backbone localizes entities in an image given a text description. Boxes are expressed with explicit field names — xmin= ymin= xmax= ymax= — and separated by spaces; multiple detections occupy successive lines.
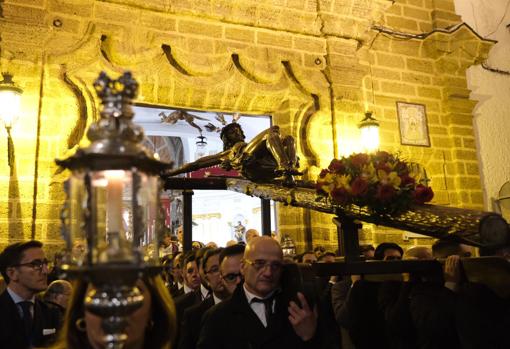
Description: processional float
xmin=55 ymin=71 xmax=510 ymax=349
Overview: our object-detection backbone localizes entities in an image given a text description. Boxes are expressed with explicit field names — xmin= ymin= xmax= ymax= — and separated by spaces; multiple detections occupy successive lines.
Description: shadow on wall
xmin=8 ymin=131 xmax=24 ymax=240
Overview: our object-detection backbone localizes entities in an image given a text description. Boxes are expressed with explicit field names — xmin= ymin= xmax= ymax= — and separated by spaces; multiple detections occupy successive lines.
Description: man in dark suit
xmin=178 ymin=248 xmax=232 ymax=349
xmin=197 ymin=236 xmax=318 ymax=349
xmin=174 ymin=251 xmax=203 ymax=327
xmin=168 ymin=252 xmax=185 ymax=298
xmin=0 ymin=240 xmax=61 ymax=348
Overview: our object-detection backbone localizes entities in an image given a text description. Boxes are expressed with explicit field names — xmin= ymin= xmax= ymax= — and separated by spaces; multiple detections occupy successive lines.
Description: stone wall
xmin=0 ymin=0 xmax=493 ymax=253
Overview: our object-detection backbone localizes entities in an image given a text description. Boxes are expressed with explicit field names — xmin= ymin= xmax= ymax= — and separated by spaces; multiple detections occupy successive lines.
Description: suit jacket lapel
xmin=231 ymin=286 xmax=268 ymax=346
xmin=0 ymin=290 xmax=30 ymax=346
xmin=204 ymin=296 xmax=214 ymax=308
xmin=263 ymin=293 xmax=287 ymax=340
xmin=32 ymin=299 xmax=44 ymax=343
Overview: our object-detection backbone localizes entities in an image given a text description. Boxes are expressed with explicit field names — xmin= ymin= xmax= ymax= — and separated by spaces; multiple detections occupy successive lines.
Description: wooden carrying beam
xmin=225 ymin=178 xmax=509 ymax=247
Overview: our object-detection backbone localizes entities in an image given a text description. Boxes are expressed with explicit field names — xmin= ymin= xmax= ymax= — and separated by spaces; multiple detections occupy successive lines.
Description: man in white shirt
xmin=197 ymin=236 xmax=318 ymax=349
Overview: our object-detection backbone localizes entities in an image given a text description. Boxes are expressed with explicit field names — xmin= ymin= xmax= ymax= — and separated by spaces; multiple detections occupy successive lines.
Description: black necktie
xmin=19 ymin=301 xmax=33 ymax=339
xmin=251 ymin=296 xmax=275 ymax=327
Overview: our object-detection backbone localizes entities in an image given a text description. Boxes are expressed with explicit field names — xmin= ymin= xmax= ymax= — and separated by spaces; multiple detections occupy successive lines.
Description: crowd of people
xmin=0 ymin=230 xmax=509 ymax=349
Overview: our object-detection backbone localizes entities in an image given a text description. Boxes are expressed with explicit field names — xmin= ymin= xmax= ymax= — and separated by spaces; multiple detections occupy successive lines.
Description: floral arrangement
xmin=316 ymin=151 xmax=434 ymax=214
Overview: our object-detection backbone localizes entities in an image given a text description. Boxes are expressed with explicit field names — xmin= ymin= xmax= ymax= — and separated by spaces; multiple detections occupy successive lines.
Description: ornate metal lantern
xmin=57 ymin=72 xmax=172 ymax=349
xmin=281 ymin=235 xmax=297 ymax=257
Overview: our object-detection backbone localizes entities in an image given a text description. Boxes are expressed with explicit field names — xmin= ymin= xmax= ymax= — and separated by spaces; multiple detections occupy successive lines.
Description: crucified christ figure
xmin=165 ymin=123 xmax=302 ymax=186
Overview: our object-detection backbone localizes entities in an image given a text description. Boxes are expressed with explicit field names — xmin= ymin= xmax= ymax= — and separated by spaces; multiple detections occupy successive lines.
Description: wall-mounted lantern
xmin=0 ymin=73 xmax=23 ymax=167
xmin=0 ymin=72 xmax=23 ymax=129
xmin=358 ymin=111 xmax=380 ymax=153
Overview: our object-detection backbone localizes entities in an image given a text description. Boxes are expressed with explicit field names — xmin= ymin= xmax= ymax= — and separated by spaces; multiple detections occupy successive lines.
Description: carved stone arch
xmin=48 ymin=26 xmax=333 ymax=172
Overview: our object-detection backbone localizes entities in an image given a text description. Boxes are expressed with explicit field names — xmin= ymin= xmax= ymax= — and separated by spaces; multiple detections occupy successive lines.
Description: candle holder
xmin=56 ymin=72 xmax=173 ymax=349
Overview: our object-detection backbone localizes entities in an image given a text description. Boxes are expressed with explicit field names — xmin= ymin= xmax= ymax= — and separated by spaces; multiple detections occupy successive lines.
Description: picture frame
xmin=396 ymin=102 xmax=431 ymax=147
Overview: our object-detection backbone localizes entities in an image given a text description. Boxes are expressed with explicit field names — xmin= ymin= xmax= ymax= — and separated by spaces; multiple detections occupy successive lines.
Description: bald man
xmin=197 ymin=236 xmax=318 ymax=349
xmin=245 ymin=229 xmax=260 ymax=243
xmin=43 ymin=280 xmax=72 ymax=311
xmin=404 ymin=246 xmax=433 ymax=260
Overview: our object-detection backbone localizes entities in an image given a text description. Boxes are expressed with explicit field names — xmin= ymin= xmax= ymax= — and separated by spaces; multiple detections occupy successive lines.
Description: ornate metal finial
xmin=86 ymin=71 xmax=145 ymax=151
xmin=93 ymin=71 xmax=138 ymax=120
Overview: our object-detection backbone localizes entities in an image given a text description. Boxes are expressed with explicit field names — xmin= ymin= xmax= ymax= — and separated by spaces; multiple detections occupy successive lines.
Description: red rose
xmin=400 ymin=175 xmax=415 ymax=188
xmin=328 ymin=159 xmax=344 ymax=173
xmin=376 ymin=184 xmax=396 ymax=203
xmin=351 ymin=177 xmax=369 ymax=196
xmin=331 ymin=187 xmax=349 ymax=205
xmin=319 ymin=169 xmax=329 ymax=178
xmin=413 ymin=185 xmax=434 ymax=204
xmin=351 ymin=153 xmax=369 ymax=168
xmin=375 ymin=151 xmax=391 ymax=163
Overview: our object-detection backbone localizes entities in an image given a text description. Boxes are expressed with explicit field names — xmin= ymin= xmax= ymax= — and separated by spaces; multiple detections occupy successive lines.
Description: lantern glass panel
xmin=69 ymin=173 xmax=87 ymax=266
xmin=135 ymin=173 xmax=160 ymax=263
xmin=360 ymin=124 xmax=379 ymax=153
xmin=0 ymin=89 xmax=21 ymax=127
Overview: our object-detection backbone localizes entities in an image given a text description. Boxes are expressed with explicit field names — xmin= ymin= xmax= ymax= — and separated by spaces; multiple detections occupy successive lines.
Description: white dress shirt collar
xmin=183 ymin=284 xmax=193 ymax=294
xmin=7 ymin=287 xmax=35 ymax=304
xmin=212 ymin=293 xmax=223 ymax=305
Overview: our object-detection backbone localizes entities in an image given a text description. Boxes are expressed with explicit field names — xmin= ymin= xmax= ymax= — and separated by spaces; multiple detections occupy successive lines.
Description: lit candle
xmin=105 ymin=170 xmax=124 ymax=233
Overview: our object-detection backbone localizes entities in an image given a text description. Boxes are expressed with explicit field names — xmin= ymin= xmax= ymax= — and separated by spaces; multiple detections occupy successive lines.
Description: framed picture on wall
xmin=396 ymin=102 xmax=431 ymax=147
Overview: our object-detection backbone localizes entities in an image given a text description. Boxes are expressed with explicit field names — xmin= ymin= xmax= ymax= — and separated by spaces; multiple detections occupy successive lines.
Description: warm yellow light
xmin=0 ymin=73 xmax=23 ymax=129
xmin=359 ymin=112 xmax=380 ymax=153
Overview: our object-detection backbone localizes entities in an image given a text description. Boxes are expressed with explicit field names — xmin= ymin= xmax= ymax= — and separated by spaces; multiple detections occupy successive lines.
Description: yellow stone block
xmin=225 ymin=26 xmax=255 ymax=42
xmin=391 ymin=40 xmax=422 ymax=56
xmin=48 ymin=0 xmax=94 ymax=17
xmin=257 ymin=31 xmax=293 ymax=48
xmin=386 ymin=3 xmax=402 ymax=15
xmin=293 ymin=36 xmax=326 ymax=53
xmin=380 ymin=81 xmax=416 ymax=96
xmin=431 ymin=136 xmax=451 ymax=148
xmin=470 ymin=191 xmax=483 ymax=206
xmin=407 ymin=0 xmax=424 ymax=7
xmin=419 ymin=21 xmax=433 ymax=32
xmin=178 ymin=19 xmax=223 ymax=38
xmin=401 ymin=72 xmax=431 ymax=85
xmin=403 ymin=6 xmax=431 ymax=21
xmin=417 ymin=86 xmax=441 ymax=99
xmin=2 ymin=3 xmax=47 ymax=25
xmin=376 ymin=52 xmax=405 ymax=68
xmin=94 ymin=2 xmax=140 ymax=24
xmin=431 ymin=9 xmax=461 ymax=22
xmin=140 ymin=11 xmax=177 ymax=32
xmin=453 ymin=149 xmax=477 ymax=161
xmin=465 ymin=163 xmax=480 ymax=175
xmin=385 ymin=15 xmax=419 ymax=32
xmin=406 ymin=58 xmax=434 ymax=73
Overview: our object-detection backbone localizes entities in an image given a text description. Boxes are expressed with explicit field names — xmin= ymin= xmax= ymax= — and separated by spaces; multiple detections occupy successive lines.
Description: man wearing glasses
xmin=178 ymin=248 xmax=231 ymax=349
xmin=219 ymin=243 xmax=245 ymax=295
xmin=197 ymin=236 xmax=318 ymax=349
xmin=0 ymin=240 xmax=60 ymax=348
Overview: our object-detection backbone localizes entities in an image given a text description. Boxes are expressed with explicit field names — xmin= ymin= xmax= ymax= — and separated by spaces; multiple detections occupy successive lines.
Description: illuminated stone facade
xmin=0 ymin=0 xmax=493 ymax=251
